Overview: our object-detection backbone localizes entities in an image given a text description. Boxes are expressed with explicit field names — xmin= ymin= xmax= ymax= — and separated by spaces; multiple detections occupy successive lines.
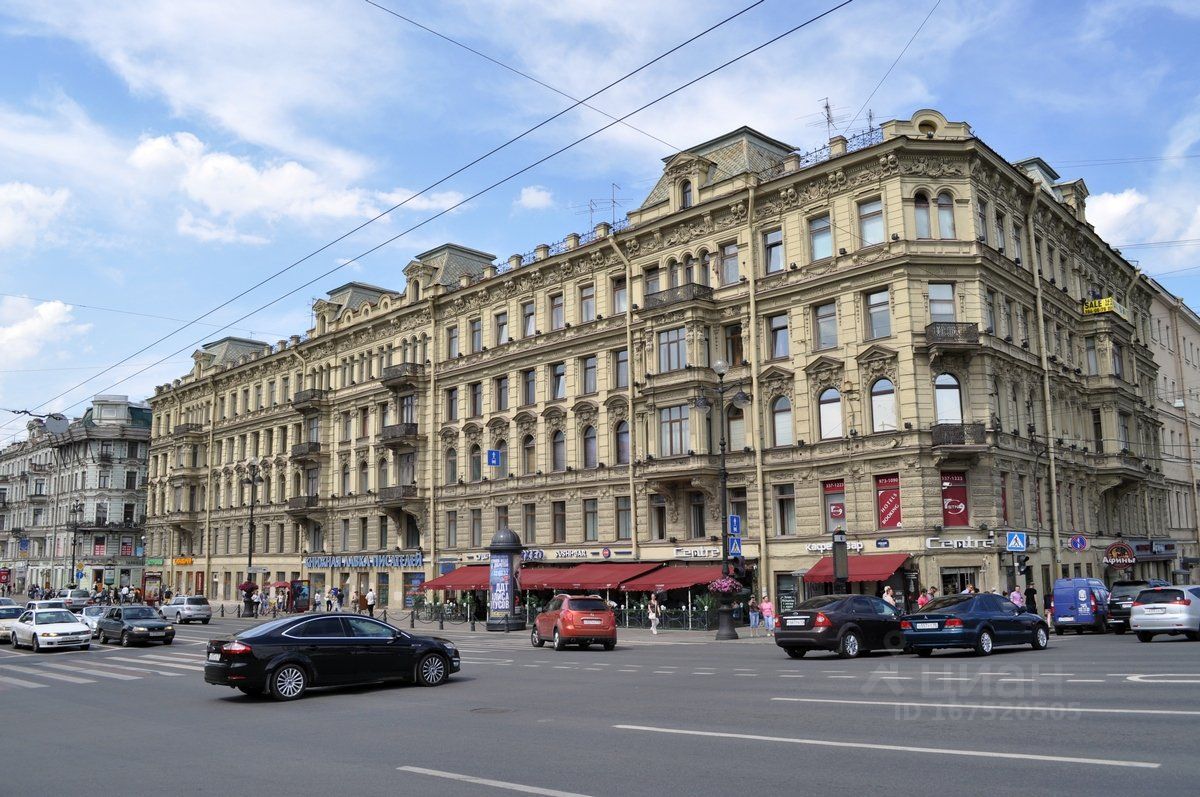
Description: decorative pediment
xmin=438 ymin=426 xmax=459 ymax=442
xmin=760 ymin=366 xmax=795 ymax=400
xmin=485 ymin=417 xmax=509 ymax=433
xmin=856 ymin=345 xmax=899 ymax=383
xmin=803 ymin=355 xmax=844 ymax=374
xmin=572 ymin=400 xmax=599 ymax=427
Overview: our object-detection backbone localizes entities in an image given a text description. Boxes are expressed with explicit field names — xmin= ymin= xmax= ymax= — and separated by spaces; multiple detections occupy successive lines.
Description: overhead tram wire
xmin=0 ymin=0 xmax=774 ymax=437
xmin=0 ymin=0 xmax=857 ymax=442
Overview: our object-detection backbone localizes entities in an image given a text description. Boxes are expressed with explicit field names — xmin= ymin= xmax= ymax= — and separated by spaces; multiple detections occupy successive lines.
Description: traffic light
xmin=1016 ymin=555 xmax=1029 ymax=575
xmin=730 ymin=556 xmax=747 ymax=581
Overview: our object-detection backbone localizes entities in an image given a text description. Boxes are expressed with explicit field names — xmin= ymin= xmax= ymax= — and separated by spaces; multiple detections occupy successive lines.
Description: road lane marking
xmin=1126 ymin=674 xmax=1200 ymax=684
xmin=771 ymin=697 xmax=1200 ymax=717
xmin=935 ymin=677 xmax=972 ymax=681
xmin=734 ymin=673 xmax=758 ymax=677
xmin=779 ymin=675 xmax=805 ymax=678
xmin=5 ymin=666 xmax=95 ymax=684
xmin=998 ymin=678 xmax=1037 ymax=682
xmin=108 ymin=656 xmax=200 ymax=671
xmin=398 ymin=765 xmax=593 ymax=796
xmin=41 ymin=662 xmax=140 ymax=680
xmin=877 ymin=676 xmax=912 ymax=680
xmin=80 ymin=660 xmax=185 ymax=677
xmin=1067 ymin=679 xmax=1105 ymax=683
xmin=613 ymin=725 xmax=1159 ymax=769
xmin=0 ymin=674 xmax=47 ymax=688
xmin=826 ymin=675 xmax=856 ymax=679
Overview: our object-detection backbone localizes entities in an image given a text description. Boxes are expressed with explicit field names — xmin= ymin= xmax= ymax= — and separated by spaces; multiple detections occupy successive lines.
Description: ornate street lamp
xmin=67 ymin=501 xmax=85 ymax=588
xmin=242 ymin=457 xmax=264 ymax=616
xmin=705 ymin=359 xmax=751 ymax=640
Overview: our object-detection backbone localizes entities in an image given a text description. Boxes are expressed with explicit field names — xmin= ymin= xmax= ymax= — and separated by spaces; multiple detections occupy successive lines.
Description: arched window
xmin=914 ymin=193 xmax=931 ymax=239
xmin=727 ymin=406 xmax=745 ymax=450
xmin=771 ymin=397 xmax=793 ymax=446
xmin=934 ymin=373 xmax=963 ymax=423
xmin=818 ymin=388 xmax=843 ymax=440
xmin=377 ymin=458 xmax=389 ymax=489
xmin=358 ymin=460 xmax=369 ymax=493
xmin=495 ymin=439 xmax=508 ymax=475
xmin=698 ymin=250 xmax=711 ymax=286
xmin=680 ymin=179 xmax=692 ymax=209
xmin=551 ymin=430 xmax=566 ymax=472
xmin=614 ymin=421 xmax=630 ymax=464
xmin=582 ymin=426 xmax=598 ymax=468
xmin=445 ymin=447 xmax=457 ymax=484
xmin=683 ymin=254 xmax=696 ymax=285
xmin=937 ymin=193 xmax=956 ymax=239
xmin=410 ymin=279 xmax=421 ymax=302
xmin=522 ymin=434 xmax=536 ymax=474
xmin=469 ymin=444 xmax=482 ymax=482
xmin=871 ymin=379 xmax=897 ymax=432
xmin=341 ymin=465 xmax=351 ymax=495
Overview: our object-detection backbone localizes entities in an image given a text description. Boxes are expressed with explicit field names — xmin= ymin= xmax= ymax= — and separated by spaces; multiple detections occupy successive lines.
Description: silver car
xmin=1131 ymin=585 xmax=1200 ymax=642
xmin=79 ymin=605 xmax=109 ymax=637
xmin=160 ymin=595 xmax=212 ymax=624
xmin=57 ymin=588 xmax=93 ymax=612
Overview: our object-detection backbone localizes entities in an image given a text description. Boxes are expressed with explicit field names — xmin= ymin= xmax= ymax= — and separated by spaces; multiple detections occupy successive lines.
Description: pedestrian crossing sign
xmin=728 ymin=536 xmax=742 ymax=556
xmin=1006 ymin=531 xmax=1028 ymax=552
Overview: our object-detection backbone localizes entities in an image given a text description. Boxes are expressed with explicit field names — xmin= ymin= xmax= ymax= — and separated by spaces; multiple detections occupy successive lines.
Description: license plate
xmin=1145 ymin=607 xmax=1165 ymax=614
xmin=207 ymin=652 xmax=221 ymax=662
xmin=150 ymin=632 xmax=165 ymax=637
xmin=582 ymin=619 xmax=602 ymax=625
xmin=1120 ymin=603 xmax=1132 ymax=608
xmin=1059 ymin=617 xmax=1074 ymax=622
xmin=915 ymin=622 xmax=939 ymax=630
xmin=785 ymin=617 xmax=806 ymax=627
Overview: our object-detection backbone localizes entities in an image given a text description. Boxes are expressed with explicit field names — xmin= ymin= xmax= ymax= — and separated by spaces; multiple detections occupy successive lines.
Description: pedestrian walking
xmin=882 ymin=586 xmax=897 ymax=607
xmin=648 ymin=595 xmax=661 ymax=635
xmin=358 ymin=591 xmax=368 ymax=614
xmin=1023 ymin=583 xmax=1038 ymax=614
xmin=349 ymin=590 xmax=360 ymax=614
xmin=747 ymin=596 xmax=761 ymax=637
xmin=120 ymin=585 xmax=130 ymax=604
xmin=760 ymin=593 xmax=776 ymax=636
xmin=366 ymin=588 xmax=377 ymax=618
xmin=324 ymin=590 xmax=333 ymax=612
xmin=1008 ymin=586 xmax=1025 ymax=608
xmin=916 ymin=588 xmax=931 ymax=608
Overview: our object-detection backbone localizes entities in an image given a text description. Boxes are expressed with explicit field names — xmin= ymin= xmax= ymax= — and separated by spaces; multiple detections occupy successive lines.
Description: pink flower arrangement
xmin=707 ymin=576 xmax=743 ymax=595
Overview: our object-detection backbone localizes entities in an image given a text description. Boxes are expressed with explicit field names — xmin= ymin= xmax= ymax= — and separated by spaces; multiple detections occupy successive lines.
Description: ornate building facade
xmin=0 ymin=396 xmax=150 ymax=593
xmin=144 ymin=109 xmax=1196 ymax=608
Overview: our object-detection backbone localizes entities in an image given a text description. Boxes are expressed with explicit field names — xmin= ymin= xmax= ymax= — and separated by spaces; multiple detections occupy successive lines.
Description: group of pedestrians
xmin=747 ymin=593 xmax=776 ymax=637
xmin=311 ymin=587 xmax=377 ymax=616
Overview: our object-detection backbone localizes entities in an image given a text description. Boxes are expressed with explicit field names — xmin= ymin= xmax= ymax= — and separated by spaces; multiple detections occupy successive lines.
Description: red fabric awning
xmin=619 ymin=565 xmax=725 ymax=592
xmin=420 ymin=565 xmax=489 ymax=591
xmin=524 ymin=562 xmax=663 ymax=591
xmin=802 ymin=553 xmax=910 ymax=584
xmin=516 ymin=566 xmax=572 ymax=590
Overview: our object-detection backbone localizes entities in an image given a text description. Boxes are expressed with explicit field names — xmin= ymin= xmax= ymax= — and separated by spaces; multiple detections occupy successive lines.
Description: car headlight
xmin=165 ymin=625 xmax=174 ymax=631
xmin=42 ymin=632 xmax=59 ymax=637
xmin=133 ymin=626 xmax=149 ymax=632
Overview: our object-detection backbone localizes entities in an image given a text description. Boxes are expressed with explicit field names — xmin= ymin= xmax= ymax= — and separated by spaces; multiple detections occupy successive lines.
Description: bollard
xmin=438 ymin=613 xmax=444 ymax=630
xmin=382 ymin=608 xmax=388 ymax=624
xmin=235 ymin=604 xmax=241 ymax=618
xmin=410 ymin=610 xmax=415 ymax=629
xmin=219 ymin=604 xmax=225 ymax=617
xmin=470 ymin=616 xmax=476 ymax=632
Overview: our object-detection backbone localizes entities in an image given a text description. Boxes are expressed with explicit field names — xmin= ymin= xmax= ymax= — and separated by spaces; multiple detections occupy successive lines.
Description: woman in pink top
xmin=759 ymin=593 xmax=776 ymax=634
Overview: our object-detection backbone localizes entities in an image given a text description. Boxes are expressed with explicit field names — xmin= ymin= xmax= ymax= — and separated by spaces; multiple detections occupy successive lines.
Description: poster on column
xmin=875 ymin=474 xmax=903 ymax=529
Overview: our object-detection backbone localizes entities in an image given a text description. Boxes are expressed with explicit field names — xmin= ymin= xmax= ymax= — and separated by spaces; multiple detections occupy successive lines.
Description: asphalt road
xmin=3 ymin=615 xmax=1198 ymax=796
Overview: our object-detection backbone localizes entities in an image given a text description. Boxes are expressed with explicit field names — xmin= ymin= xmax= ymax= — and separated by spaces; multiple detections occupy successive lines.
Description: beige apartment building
xmin=145 ymin=109 xmax=1196 ymax=610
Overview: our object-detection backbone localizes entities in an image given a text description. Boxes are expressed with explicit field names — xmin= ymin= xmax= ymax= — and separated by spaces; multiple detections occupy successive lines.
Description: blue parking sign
xmin=729 ymin=515 xmax=741 ymax=537
xmin=486 ymin=449 xmax=501 ymax=467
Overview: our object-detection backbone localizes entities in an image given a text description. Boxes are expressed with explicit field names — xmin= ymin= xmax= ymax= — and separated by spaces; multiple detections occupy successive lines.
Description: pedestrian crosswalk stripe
xmin=0 ymin=673 xmax=47 ymax=688
xmin=41 ymin=662 xmax=140 ymax=681
xmin=79 ymin=660 xmax=185 ymax=677
xmin=5 ymin=666 xmax=95 ymax=684
xmin=108 ymin=656 xmax=200 ymax=671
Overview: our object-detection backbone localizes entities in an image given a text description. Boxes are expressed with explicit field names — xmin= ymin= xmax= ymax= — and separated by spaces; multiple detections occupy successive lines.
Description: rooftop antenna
xmin=805 ymin=98 xmax=850 ymax=139
xmin=571 ymin=183 xmax=628 ymax=228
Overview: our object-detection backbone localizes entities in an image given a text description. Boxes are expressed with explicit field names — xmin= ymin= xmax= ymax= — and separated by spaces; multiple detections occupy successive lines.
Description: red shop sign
xmin=875 ymin=474 xmax=902 ymax=529
xmin=940 ymin=472 xmax=969 ymax=527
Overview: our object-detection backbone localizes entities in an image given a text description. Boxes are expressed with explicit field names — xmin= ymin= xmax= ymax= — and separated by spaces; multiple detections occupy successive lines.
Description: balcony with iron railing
xmin=290 ymin=389 xmax=329 ymax=412
xmin=172 ymin=422 xmax=205 ymax=438
xmin=642 ymin=283 xmax=714 ymax=311
xmin=377 ymin=484 xmax=418 ymax=508
xmin=930 ymin=422 xmax=987 ymax=450
xmin=290 ymin=441 xmax=325 ymax=462
xmin=381 ymin=363 xmax=427 ymax=389
xmin=285 ymin=495 xmax=323 ymax=517
xmin=380 ymin=423 xmax=420 ymax=447
xmin=924 ymin=322 xmax=981 ymax=350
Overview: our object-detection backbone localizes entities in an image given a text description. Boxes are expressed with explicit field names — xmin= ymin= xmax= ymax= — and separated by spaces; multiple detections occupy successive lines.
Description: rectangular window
xmin=469 ymin=319 xmax=482 ymax=353
xmin=495 ymin=505 xmax=509 ymax=534
xmin=815 ymin=302 xmax=837 ymax=350
xmin=658 ymin=405 xmax=689 ymax=456
xmin=763 ymin=228 xmax=784 ymax=273
xmin=494 ymin=312 xmax=509 ymax=345
xmin=1002 ymin=299 xmax=1014 ymax=338
xmin=360 ymin=517 xmax=368 ymax=550
xmin=447 ymin=326 xmax=459 ymax=358
xmin=875 ymin=473 xmax=902 ymax=529
xmin=494 ymin=376 xmax=509 ymax=411
xmin=521 ymin=301 xmax=536 ymax=337
xmin=1118 ymin=412 xmax=1131 ymax=450
xmin=929 ymin=283 xmax=955 ymax=323
xmin=650 ymin=495 xmax=667 ymax=540
xmin=644 ymin=266 xmax=660 ymax=295
xmin=579 ymin=284 xmax=596 ymax=323
xmin=616 ymin=496 xmax=631 ymax=540
xmin=976 ymin=197 xmax=989 ymax=244
xmin=470 ymin=509 xmax=482 ymax=547
xmin=552 ymin=501 xmax=566 ymax=542
xmin=445 ymin=388 xmax=458 ymax=421
xmin=469 ymin=382 xmax=483 ymax=417
xmin=521 ymin=369 xmax=536 ymax=405
xmin=1112 ymin=343 xmax=1125 ymax=379
xmin=768 ymin=313 xmax=789 ymax=359
xmin=550 ymin=293 xmax=565 ymax=330
xmin=720 ymin=243 xmax=739 ymax=284
xmin=1085 ymin=337 xmax=1098 ymax=375
xmin=940 ymin=472 xmax=969 ymax=527
xmin=774 ymin=484 xmax=796 ymax=536
xmin=730 ymin=487 xmax=747 ymax=532
xmin=809 ymin=214 xmax=832 ymax=260
xmin=1012 ymin=223 xmax=1023 ymax=263
xmin=823 ymin=479 xmax=845 ymax=533
xmin=657 ymin=327 xmax=687 ymax=372
xmin=985 ymin=290 xmax=997 ymax=332
xmin=689 ymin=492 xmax=706 ymax=538
xmin=858 ymin=198 xmax=884 ymax=245
xmin=550 ymin=362 xmax=566 ymax=400
xmin=612 ymin=277 xmax=627 ymax=313
xmin=724 ymin=324 xmax=744 ymax=364
xmin=614 ymin=348 xmax=629 ymax=389
xmin=994 ymin=211 xmax=1006 ymax=254
xmin=1001 ymin=473 xmax=1009 ymax=524
xmin=583 ymin=499 xmax=598 ymax=541
xmin=581 ymin=355 xmax=597 ymax=394
xmin=866 ymin=289 xmax=891 ymax=339
xmin=379 ymin=515 xmax=388 ymax=549
xmin=522 ymin=504 xmax=536 ymax=544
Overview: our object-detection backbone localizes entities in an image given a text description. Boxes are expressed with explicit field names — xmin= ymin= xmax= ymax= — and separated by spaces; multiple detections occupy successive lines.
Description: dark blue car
xmin=901 ymin=593 xmax=1049 ymax=657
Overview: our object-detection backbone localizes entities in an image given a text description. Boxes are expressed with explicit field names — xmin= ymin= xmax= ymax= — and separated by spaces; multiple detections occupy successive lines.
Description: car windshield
xmin=69 ymin=590 xmax=89 ymax=598
xmin=0 ymin=607 xmax=22 ymax=619
xmin=35 ymin=611 xmax=79 ymax=625
xmin=83 ymin=607 xmax=105 ymax=616
xmin=1110 ymin=584 xmax=1148 ymax=599
xmin=240 ymin=617 xmax=296 ymax=638
xmin=186 ymin=598 xmax=209 ymax=605
xmin=796 ymin=596 xmax=848 ymax=610
xmin=1137 ymin=589 xmax=1185 ymax=605
xmin=567 ymin=599 xmax=610 ymax=612
xmin=123 ymin=608 xmax=160 ymax=620
xmin=919 ymin=595 xmax=974 ymax=613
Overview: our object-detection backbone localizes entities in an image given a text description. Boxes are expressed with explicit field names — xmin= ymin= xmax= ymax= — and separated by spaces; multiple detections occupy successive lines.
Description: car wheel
xmin=269 ymin=664 xmax=308 ymax=700
xmin=785 ymin=648 xmax=807 ymax=659
xmin=120 ymin=631 xmax=131 ymax=647
xmin=1185 ymin=630 xmax=1200 ymax=641
xmin=201 ymin=619 xmax=210 ymax=625
xmin=416 ymin=653 xmax=448 ymax=687
xmin=1113 ymin=626 xmax=1126 ymax=635
xmin=837 ymin=630 xmax=861 ymax=659
xmin=1031 ymin=625 xmax=1049 ymax=650
xmin=602 ymin=640 xmax=616 ymax=651
xmin=530 ymin=627 xmax=544 ymax=647
xmin=552 ymin=628 xmax=565 ymax=651
xmin=11 ymin=633 xmax=21 ymax=649
xmin=175 ymin=614 xmax=183 ymax=624
xmin=1136 ymin=632 xmax=1155 ymax=643
xmin=916 ymin=648 xmax=933 ymax=658
xmin=974 ymin=629 xmax=994 ymax=656
xmin=32 ymin=635 xmax=40 ymax=653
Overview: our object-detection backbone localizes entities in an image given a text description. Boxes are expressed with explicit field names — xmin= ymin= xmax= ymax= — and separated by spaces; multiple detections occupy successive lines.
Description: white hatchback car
xmin=10 ymin=608 xmax=92 ymax=652
xmin=0 ymin=606 xmax=23 ymax=642
xmin=1131 ymin=585 xmax=1200 ymax=642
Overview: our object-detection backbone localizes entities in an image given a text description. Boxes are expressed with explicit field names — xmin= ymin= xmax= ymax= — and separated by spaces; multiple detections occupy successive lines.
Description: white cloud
xmin=515 ymin=185 xmax=554 ymax=210
xmin=0 ymin=182 xmax=70 ymax=249
xmin=176 ymin=210 xmax=269 ymax=245
xmin=1089 ymin=189 xmax=1151 ymax=245
xmin=376 ymin=188 xmax=468 ymax=213
xmin=0 ymin=297 xmax=92 ymax=368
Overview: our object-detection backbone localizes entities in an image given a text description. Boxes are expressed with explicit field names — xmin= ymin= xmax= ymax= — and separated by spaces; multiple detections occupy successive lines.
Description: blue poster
xmin=489 ymin=556 xmax=512 ymax=613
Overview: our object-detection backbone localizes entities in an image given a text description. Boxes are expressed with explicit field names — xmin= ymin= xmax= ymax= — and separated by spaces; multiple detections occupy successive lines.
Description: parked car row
xmin=1048 ymin=577 xmax=1200 ymax=643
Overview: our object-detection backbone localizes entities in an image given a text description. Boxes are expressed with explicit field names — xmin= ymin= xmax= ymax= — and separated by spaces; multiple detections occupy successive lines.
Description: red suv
xmin=531 ymin=594 xmax=616 ymax=651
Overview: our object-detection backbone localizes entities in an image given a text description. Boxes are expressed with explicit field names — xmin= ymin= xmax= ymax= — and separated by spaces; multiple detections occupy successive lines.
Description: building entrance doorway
xmin=940 ymin=567 xmax=979 ymax=596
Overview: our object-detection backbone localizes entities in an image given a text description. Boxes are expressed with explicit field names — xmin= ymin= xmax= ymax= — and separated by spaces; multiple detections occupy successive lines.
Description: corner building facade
xmin=146 ymin=110 xmax=1196 ymax=609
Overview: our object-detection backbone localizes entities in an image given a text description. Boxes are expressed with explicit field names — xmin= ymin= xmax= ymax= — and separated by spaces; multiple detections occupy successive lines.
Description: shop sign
xmin=940 ymin=472 xmax=969 ymax=527
xmin=145 ymin=558 xmax=165 ymax=566
xmin=0 ymin=568 xmax=9 ymax=584
xmin=173 ymin=557 xmax=194 ymax=566
xmin=462 ymin=552 xmax=491 ymax=562
xmin=674 ymin=546 xmax=722 ymax=559
xmin=876 ymin=539 xmax=890 ymax=549
xmin=120 ymin=536 xmax=133 ymax=556
xmin=806 ymin=541 xmax=865 ymax=553
xmin=925 ymin=536 xmax=996 ymax=549
xmin=521 ymin=549 xmax=545 ymax=561
xmin=552 ymin=549 xmax=589 ymax=560
xmin=93 ymin=535 xmax=107 ymax=557
xmin=303 ymin=553 xmax=424 ymax=569
xmin=875 ymin=474 xmax=903 ymax=529
xmin=1103 ymin=541 xmax=1136 ymax=568
xmin=1082 ymin=297 xmax=1129 ymax=319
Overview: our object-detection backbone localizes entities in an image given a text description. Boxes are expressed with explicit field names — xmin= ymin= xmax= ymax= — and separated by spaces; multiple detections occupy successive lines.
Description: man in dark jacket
xmin=1023 ymin=583 xmax=1038 ymax=614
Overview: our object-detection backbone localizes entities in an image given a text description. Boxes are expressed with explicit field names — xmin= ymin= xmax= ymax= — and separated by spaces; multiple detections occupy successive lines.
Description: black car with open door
xmin=775 ymin=594 xmax=905 ymax=659
xmin=204 ymin=614 xmax=460 ymax=700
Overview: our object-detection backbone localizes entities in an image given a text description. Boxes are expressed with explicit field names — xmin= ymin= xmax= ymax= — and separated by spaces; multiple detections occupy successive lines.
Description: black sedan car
xmin=204 ymin=614 xmax=460 ymax=700
xmin=901 ymin=593 xmax=1049 ymax=656
xmin=775 ymin=594 xmax=905 ymax=659
xmin=97 ymin=605 xmax=175 ymax=646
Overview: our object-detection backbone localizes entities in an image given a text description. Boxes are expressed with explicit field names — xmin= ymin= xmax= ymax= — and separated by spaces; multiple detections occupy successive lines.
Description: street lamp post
xmin=67 ymin=501 xmax=84 ymax=589
xmin=242 ymin=458 xmax=263 ymax=616
xmin=706 ymin=359 xmax=751 ymax=641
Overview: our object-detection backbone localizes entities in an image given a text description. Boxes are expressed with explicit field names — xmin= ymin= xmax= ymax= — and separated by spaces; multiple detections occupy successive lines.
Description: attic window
xmin=917 ymin=120 xmax=937 ymax=137
xmin=680 ymin=179 xmax=693 ymax=209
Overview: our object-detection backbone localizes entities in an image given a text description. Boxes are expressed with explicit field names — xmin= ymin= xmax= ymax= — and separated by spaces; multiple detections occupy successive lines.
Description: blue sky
xmin=1 ymin=0 xmax=1199 ymax=442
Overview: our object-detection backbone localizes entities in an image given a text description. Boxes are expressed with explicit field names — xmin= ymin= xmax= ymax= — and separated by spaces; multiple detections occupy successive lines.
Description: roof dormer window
xmin=680 ymin=179 xmax=693 ymax=209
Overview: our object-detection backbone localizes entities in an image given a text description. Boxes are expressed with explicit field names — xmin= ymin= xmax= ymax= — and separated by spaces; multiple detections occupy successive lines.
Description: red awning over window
xmin=619 ymin=565 xmax=725 ymax=592
xmin=802 ymin=553 xmax=910 ymax=584
xmin=420 ymin=565 xmax=489 ymax=591
xmin=524 ymin=562 xmax=663 ymax=591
